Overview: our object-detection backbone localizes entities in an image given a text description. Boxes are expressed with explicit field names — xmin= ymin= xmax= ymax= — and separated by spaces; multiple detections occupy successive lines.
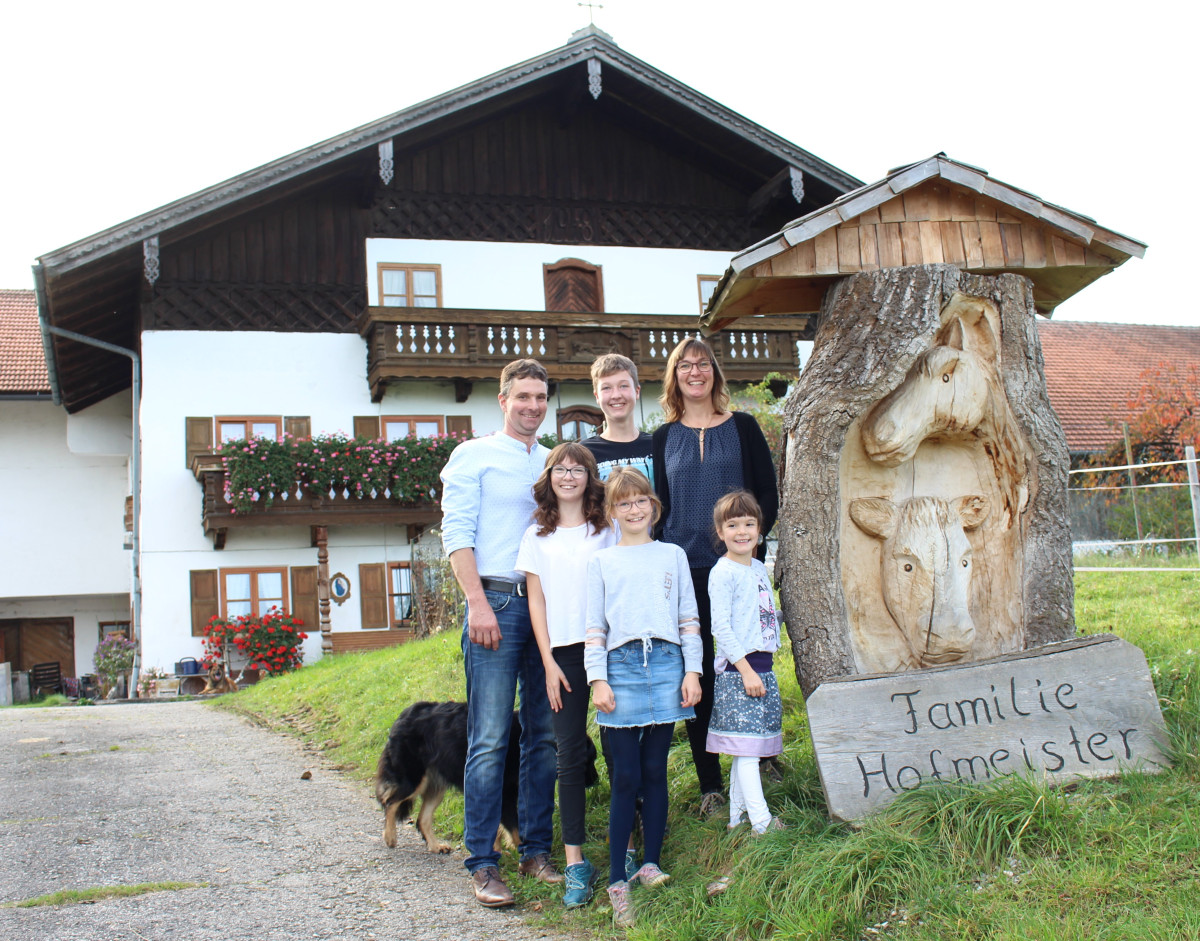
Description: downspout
xmin=37 ymin=301 xmax=143 ymax=696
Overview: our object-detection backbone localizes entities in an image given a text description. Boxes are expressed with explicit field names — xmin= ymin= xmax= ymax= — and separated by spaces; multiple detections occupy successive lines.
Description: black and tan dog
xmin=376 ymin=700 xmax=597 ymax=853
xmin=201 ymin=663 xmax=239 ymax=695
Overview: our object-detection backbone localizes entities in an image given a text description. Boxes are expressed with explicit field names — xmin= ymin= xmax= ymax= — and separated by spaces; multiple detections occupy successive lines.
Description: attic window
xmin=544 ymin=258 xmax=604 ymax=313
xmin=379 ymin=264 xmax=441 ymax=307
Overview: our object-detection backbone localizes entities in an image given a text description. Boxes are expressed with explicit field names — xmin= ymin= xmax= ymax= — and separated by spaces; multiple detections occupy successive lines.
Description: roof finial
xmin=578 ymin=1 xmax=603 ymax=25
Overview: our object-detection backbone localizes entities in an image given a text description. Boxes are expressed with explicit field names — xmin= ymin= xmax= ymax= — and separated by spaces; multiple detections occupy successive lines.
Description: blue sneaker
xmin=623 ymin=849 xmax=639 ymax=882
xmin=563 ymin=859 xmax=596 ymax=909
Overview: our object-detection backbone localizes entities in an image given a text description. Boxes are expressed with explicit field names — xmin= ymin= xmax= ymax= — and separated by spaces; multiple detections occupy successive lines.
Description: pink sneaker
xmin=632 ymin=862 xmax=671 ymax=888
xmin=607 ymin=880 xmax=635 ymax=927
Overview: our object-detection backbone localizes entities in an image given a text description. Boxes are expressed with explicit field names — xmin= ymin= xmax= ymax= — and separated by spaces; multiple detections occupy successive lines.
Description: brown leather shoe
xmin=471 ymin=866 xmax=514 ymax=908
xmin=517 ymin=852 xmax=564 ymax=884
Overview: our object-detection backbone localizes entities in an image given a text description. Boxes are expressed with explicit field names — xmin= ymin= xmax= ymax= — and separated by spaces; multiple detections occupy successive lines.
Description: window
xmin=697 ymin=275 xmax=721 ymax=317
xmin=378 ymin=263 xmax=442 ymax=307
xmin=557 ymin=405 xmax=604 ymax=442
xmin=383 ymin=415 xmax=445 ymax=440
xmin=220 ymin=567 xmax=288 ymax=618
xmin=388 ymin=563 xmax=414 ymax=626
xmin=217 ymin=416 xmax=282 ymax=443
xmin=98 ymin=621 xmax=131 ymax=642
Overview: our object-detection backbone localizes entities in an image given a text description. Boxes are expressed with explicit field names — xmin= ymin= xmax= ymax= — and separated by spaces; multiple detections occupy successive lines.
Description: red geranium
xmin=201 ymin=607 xmax=307 ymax=675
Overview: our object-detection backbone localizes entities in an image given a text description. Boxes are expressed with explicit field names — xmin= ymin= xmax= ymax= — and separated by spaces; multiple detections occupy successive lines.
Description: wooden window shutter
xmin=354 ymin=416 xmax=381 ymax=440
xmin=190 ymin=569 xmax=220 ymax=637
xmin=359 ymin=563 xmax=388 ymax=629
xmin=284 ymin=416 xmax=311 ymax=441
xmin=446 ymin=415 xmax=473 ymax=437
xmin=186 ymin=417 xmax=214 ymax=469
xmin=290 ymin=566 xmax=320 ymax=634
xmin=544 ymin=258 xmax=604 ymax=313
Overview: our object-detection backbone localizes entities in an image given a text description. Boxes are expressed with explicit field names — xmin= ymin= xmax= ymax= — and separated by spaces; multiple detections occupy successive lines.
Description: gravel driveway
xmin=0 ymin=701 xmax=571 ymax=941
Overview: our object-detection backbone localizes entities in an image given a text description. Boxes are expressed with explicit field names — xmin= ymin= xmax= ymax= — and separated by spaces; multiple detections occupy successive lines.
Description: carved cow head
xmin=849 ymin=494 xmax=990 ymax=667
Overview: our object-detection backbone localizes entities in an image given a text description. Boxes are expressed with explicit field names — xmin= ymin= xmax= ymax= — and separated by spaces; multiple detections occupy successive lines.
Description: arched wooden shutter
xmin=544 ymin=258 xmax=604 ymax=313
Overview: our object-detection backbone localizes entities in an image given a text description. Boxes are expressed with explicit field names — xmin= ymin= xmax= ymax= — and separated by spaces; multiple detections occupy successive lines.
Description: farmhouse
xmin=11 ymin=27 xmax=858 ymax=685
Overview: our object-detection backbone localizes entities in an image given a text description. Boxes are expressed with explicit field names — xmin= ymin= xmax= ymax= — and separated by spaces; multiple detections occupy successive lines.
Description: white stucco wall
xmin=137 ymin=330 xmax=652 ymax=671
xmin=0 ymin=395 xmax=132 ymax=674
xmin=0 ymin=397 xmax=131 ymax=597
xmin=366 ymin=238 xmax=729 ymax=315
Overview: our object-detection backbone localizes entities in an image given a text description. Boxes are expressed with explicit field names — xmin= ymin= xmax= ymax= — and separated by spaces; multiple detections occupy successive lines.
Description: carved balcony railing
xmin=191 ymin=453 xmax=441 ymax=549
xmin=358 ymin=307 xmax=813 ymax=402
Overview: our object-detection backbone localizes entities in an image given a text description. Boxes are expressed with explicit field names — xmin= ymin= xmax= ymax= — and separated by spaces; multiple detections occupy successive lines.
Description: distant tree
xmin=1081 ymin=361 xmax=1199 ymax=547
xmin=730 ymin=371 xmax=789 ymax=469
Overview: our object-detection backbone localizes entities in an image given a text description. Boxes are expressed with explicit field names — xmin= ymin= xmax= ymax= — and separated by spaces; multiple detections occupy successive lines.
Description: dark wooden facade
xmin=38 ymin=29 xmax=860 ymax=411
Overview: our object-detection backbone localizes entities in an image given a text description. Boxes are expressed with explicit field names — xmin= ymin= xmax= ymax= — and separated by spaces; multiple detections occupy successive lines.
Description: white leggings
xmin=729 ymin=756 xmax=771 ymax=832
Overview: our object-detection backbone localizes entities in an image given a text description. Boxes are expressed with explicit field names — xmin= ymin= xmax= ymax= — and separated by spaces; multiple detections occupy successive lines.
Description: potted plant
xmin=201 ymin=607 xmax=308 ymax=676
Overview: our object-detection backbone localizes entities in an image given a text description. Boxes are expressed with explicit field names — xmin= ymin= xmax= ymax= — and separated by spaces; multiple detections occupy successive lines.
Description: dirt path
xmin=0 ymin=701 xmax=569 ymax=941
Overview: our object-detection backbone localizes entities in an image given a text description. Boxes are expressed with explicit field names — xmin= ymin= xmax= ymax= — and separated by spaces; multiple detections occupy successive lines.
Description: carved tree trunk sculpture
xmin=777 ymin=265 xmax=1073 ymax=696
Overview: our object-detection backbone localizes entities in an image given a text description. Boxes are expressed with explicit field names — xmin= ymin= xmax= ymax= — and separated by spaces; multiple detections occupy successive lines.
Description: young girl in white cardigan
xmin=705 ymin=490 xmax=785 ymax=835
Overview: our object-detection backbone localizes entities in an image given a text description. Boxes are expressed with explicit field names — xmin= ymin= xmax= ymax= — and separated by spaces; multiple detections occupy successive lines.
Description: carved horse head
xmin=849 ymin=494 xmax=990 ymax=667
xmin=860 ymin=317 xmax=992 ymax=467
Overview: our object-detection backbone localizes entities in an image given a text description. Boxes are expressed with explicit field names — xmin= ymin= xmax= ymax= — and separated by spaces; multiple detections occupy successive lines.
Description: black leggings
xmin=605 ymin=723 xmax=674 ymax=884
xmin=686 ymin=566 xmax=724 ymax=795
xmin=549 ymin=643 xmax=592 ymax=846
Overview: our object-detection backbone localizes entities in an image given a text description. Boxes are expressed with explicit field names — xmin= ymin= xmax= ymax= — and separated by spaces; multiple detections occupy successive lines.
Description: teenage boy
xmin=581 ymin=353 xmax=653 ymax=484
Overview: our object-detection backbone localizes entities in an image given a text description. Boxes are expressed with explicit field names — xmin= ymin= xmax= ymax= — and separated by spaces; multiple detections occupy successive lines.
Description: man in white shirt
xmin=440 ymin=359 xmax=561 ymax=907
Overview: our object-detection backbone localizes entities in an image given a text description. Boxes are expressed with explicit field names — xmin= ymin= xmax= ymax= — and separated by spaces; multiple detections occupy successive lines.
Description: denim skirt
xmin=598 ymin=638 xmax=695 ymax=729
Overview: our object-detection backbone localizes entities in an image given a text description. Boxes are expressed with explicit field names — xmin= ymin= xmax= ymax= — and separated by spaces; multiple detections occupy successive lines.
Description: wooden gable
xmin=37 ymin=27 xmax=860 ymax=412
xmin=704 ymin=156 xmax=1146 ymax=330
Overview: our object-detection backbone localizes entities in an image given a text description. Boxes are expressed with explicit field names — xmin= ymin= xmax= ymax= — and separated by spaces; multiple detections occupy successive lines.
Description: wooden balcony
xmin=358 ymin=307 xmax=813 ymax=402
xmin=191 ymin=454 xmax=441 ymax=549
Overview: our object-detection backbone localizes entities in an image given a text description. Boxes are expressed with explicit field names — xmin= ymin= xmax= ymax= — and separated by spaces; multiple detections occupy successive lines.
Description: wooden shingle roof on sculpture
xmin=703 ymin=155 xmax=1146 ymax=331
xmin=1036 ymin=320 xmax=1200 ymax=455
xmin=0 ymin=289 xmax=49 ymax=395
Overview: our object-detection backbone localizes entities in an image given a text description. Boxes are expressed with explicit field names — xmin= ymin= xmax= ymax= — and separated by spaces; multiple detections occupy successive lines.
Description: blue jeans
xmin=461 ymin=590 xmax=557 ymax=873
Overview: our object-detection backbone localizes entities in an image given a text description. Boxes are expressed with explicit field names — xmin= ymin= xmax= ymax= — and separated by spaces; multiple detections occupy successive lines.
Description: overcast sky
xmin=2 ymin=0 xmax=1192 ymax=326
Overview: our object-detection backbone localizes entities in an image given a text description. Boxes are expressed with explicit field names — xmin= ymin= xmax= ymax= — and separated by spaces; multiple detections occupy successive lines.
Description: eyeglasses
xmin=551 ymin=465 xmax=588 ymax=479
xmin=676 ymin=359 xmax=713 ymax=374
xmin=615 ymin=496 xmax=652 ymax=512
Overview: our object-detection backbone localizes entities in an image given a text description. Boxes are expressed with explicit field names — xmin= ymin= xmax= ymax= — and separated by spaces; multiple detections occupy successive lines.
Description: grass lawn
xmin=218 ymin=569 xmax=1200 ymax=941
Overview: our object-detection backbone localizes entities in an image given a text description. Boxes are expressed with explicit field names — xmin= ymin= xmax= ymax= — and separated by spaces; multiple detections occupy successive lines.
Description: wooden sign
xmin=806 ymin=635 xmax=1169 ymax=821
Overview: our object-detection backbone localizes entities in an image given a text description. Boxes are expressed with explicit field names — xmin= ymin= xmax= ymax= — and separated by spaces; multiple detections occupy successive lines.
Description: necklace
xmin=685 ymin=411 xmax=715 ymax=461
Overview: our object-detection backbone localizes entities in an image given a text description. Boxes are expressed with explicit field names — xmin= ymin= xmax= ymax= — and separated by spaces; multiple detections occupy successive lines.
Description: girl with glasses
xmin=651 ymin=336 xmax=779 ymax=819
xmin=585 ymin=467 xmax=702 ymax=927
xmin=515 ymin=442 xmax=617 ymax=908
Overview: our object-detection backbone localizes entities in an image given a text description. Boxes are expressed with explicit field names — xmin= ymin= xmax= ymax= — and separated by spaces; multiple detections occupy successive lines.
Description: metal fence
xmin=1069 ymin=446 xmax=1200 ymax=572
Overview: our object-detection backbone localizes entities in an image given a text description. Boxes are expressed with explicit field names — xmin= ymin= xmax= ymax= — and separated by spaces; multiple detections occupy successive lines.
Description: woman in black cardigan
xmin=651 ymin=336 xmax=778 ymax=816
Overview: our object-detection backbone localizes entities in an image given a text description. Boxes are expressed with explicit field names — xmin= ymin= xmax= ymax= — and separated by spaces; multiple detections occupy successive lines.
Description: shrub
xmin=93 ymin=633 xmax=136 ymax=695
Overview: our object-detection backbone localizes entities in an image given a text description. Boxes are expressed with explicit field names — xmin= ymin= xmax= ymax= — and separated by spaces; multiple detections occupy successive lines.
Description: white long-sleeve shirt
xmin=439 ymin=432 xmax=548 ymax=580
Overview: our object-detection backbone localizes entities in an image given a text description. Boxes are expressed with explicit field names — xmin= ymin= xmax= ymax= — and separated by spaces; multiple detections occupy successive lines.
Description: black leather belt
xmin=481 ymin=577 xmax=527 ymax=597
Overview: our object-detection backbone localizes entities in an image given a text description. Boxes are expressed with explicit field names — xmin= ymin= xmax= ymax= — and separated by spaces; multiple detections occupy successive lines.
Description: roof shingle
xmin=0 ymin=289 xmax=48 ymax=394
xmin=1037 ymin=320 xmax=1200 ymax=454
